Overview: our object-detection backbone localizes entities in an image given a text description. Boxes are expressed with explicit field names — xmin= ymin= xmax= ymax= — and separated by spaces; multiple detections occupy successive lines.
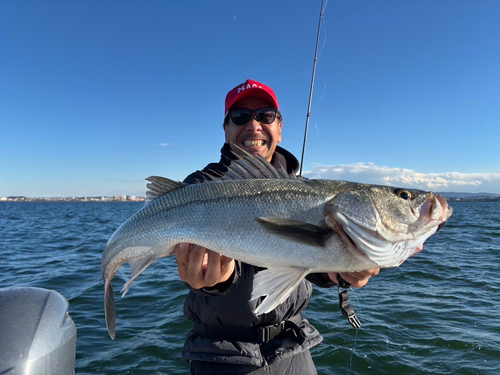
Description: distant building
xmin=0 ymin=195 xmax=145 ymax=202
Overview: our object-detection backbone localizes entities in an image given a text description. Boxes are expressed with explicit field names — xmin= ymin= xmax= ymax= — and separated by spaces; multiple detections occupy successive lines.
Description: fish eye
xmin=394 ymin=189 xmax=413 ymax=200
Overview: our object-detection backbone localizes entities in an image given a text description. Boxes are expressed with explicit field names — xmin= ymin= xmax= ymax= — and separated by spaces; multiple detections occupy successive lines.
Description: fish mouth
xmin=409 ymin=194 xmax=452 ymax=240
xmin=414 ymin=194 xmax=453 ymax=227
xmin=433 ymin=194 xmax=453 ymax=227
xmin=436 ymin=221 xmax=447 ymax=232
xmin=327 ymin=193 xmax=452 ymax=268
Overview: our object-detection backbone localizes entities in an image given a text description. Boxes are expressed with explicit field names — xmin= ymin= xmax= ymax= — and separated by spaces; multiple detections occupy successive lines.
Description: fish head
xmin=324 ymin=185 xmax=453 ymax=268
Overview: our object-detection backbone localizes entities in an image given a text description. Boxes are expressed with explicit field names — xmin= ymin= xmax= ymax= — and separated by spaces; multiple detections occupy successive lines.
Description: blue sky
xmin=1 ymin=0 xmax=499 ymax=197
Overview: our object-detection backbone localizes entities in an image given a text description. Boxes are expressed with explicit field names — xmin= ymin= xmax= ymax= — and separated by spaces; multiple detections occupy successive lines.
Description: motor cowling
xmin=0 ymin=287 xmax=77 ymax=375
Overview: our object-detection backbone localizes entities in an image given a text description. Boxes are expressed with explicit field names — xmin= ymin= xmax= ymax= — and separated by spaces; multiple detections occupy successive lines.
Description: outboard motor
xmin=0 ymin=287 xmax=77 ymax=375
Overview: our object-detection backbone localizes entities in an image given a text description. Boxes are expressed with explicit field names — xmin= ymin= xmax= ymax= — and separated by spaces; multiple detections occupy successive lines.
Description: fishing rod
xmin=299 ymin=0 xmax=326 ymax=176
xmin=298 ymin=4 xmax=361 ymax=370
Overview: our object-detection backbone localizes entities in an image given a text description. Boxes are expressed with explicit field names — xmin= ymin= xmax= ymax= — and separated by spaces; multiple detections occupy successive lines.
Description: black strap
xmin=191 ymin=314 xmax=306 ymax=344
xmin=337 ymin=274 xmax=361 ymax=329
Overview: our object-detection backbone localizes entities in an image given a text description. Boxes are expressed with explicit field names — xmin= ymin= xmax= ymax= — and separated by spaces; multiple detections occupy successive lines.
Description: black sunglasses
xmin=229 ymin=107 xmax=280 ymax=126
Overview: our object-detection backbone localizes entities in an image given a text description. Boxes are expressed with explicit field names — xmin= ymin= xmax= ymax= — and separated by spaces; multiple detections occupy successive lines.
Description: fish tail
xmin=104 ymin=279 xmax=116 ymax=340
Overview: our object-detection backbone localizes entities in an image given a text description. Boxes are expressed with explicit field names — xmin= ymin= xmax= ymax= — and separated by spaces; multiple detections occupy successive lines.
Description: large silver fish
xmin=102 ymin=153 xmax=452 ymax=339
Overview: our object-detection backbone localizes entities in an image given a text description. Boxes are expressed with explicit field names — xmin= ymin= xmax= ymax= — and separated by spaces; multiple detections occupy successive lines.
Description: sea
xmin=1 ymin=201 xmax=499 ymax=375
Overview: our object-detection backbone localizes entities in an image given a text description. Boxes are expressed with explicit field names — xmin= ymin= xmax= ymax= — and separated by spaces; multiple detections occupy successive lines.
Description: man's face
xmin=224 ymin=97 xmax=282 ymax=162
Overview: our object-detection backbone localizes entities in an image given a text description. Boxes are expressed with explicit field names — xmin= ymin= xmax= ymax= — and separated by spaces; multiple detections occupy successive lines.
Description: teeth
xmin=243 ymin=140 xmax=265 ymax=147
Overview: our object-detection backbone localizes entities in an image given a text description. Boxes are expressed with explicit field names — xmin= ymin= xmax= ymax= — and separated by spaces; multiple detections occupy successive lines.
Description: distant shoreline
xmin=0 ymin=196 xmax=145 ymax=202
xmin=2 ymin=197 xmax=499 ymax=203
xmin=447 ymin=197 xmax=500 ymax=202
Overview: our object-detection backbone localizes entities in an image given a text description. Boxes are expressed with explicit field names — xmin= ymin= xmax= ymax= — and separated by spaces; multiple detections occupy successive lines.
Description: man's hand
xmin=328 ymin=269 xmax=380 ymax=288
xmin=328 ymin=244 xmax=424 ymax=287
xmin=174 ymin=243 xmax=235 ymax=289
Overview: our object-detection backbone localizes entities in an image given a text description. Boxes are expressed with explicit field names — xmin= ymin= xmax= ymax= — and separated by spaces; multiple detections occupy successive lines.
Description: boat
xmin=0 ymin=287 xmax=77 ymax=374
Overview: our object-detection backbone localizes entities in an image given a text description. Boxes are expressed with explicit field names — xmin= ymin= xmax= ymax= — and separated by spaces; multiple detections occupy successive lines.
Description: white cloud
xmin=303 ymin=162 xmax=500 ymax=193
xmin=157 ymin=143 xmax=173 ymax=147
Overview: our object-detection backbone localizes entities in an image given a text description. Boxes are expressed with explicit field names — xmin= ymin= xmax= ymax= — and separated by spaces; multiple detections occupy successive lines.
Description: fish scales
xmin=105 ymin=178 xmax=351 ymax=271
xmin=102 ymin=154 xmax=452 ymax=338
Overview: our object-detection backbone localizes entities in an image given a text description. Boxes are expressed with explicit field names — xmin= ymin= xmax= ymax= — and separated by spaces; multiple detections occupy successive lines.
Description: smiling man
xmin=174 ymin=79 xmax=379 ymax=375
xmin=223 ymin=79 xmax=282 ymax=162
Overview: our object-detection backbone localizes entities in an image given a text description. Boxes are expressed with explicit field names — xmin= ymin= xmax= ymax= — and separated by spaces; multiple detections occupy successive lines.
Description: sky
xmin=1 ymin=0 xmax=499 ymax=197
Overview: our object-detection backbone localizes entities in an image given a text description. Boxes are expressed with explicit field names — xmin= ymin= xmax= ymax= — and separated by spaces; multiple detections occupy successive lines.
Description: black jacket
xmin=181 ymin=144 xmax=337 ymax=367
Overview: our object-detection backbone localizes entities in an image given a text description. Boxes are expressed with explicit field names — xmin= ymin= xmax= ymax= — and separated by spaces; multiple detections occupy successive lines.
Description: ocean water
xmin=1 ymin=201 xmax=499 ymax=374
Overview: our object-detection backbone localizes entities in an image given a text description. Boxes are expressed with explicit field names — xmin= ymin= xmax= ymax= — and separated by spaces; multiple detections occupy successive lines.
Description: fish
xmin=102 ymin=152 xmax=452 ymax=339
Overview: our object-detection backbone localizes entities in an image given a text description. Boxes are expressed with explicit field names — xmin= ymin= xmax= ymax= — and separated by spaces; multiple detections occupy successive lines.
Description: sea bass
xmin=102 ymin=153 xmax=452 ymax=339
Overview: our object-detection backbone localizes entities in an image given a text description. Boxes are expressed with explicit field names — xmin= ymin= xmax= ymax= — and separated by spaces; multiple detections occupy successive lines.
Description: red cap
xmin=224 ymin=79 xmax=279 ymax=116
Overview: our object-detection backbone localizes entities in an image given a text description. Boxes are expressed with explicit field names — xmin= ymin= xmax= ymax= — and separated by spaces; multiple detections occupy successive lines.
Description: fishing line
xmin=310 ymin=6 xmax=328 ymax=150
xmin=300 ymin=4 xmax=361 ymax=373
xmin=299 ymin=0 xmax=327 ymax=176
xmin=317 ymin=0 xmax=328 ymax=56
xmin=313 ymin=12 xmax=328 ymax=109
xmin=346 ymin=287 xmax=361 ymax=375
xmin=312 ymin=68 xmax=327 ymax=143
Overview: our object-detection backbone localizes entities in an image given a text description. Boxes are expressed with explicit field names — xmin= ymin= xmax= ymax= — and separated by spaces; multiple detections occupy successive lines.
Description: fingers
xmin=220 ymin=254 xmax=233 ymax=267
xmin=330 ymin=268 xmax=381 ymax=288
xmin=174 ymin=243 xmax=235 ymax=289
xmin=174 ymin=243 xmax=192 ymax=283
xmin=175 ymin=243 xmax=208 ymax=288
xmin=203 ymin=249 xmax=222 ymax=286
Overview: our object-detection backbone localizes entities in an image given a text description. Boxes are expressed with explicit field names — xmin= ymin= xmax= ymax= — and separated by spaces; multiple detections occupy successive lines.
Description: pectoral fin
xmin=257 ymin=217 xmax=332 ymax=247
xmin=121 ymin=252 xmax=158 ymax=297
xmin=250 ymin=267 xmax=310 ymax=315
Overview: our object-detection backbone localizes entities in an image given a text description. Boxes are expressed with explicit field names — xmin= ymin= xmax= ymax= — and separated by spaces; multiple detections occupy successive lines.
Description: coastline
xmin=1 ymin=196 xmax=499 ymax=203
xmin=0 ymin=196 xmax=145 ymax=202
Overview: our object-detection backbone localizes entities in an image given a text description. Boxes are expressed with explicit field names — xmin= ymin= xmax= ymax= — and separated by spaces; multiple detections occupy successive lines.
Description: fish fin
xmin=120 ymin=255 xmax=158 ymax=297
xmin=251 ymin=267 xmax=310 ymax=315
xmin=145 ymin=176 xmax=187 ymax=204
xmin=257 ymin=217 xmax=332 ymax=247
xmin=200 ymin=143 xmax=297 ymax=182
xmin=104 ymin=279 xmax=116 ymax=339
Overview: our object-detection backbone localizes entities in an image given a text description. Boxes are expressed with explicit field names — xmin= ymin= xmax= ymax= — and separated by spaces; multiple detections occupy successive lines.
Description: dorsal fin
xmin=144 ymin=176 xmax=187 ymax=204
xmin=203 ymin=144 xmax=297 ymax=182
xmin=144 ymin=145 xmax=297 ymax=203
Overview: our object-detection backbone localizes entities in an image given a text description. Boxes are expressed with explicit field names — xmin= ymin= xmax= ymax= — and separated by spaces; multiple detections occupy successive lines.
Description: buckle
xmin=337 ymin=274 xmax=361 ymax=329
xmin=255 ymin=326 xmax=268 ymax=343
xmin=255 ymin=316 xmax=307 ymax=344
xmin=339 ymin=289 xmax=361 ymax=329
xmin=255 ymin=322 xmax=279 ymax=342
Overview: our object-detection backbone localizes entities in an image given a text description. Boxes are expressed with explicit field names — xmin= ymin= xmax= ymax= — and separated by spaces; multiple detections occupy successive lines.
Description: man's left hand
xmin=328 ymin=268 xmax=380 ymax=288
xmin=329 ymin=244 xmax=425 ymax=287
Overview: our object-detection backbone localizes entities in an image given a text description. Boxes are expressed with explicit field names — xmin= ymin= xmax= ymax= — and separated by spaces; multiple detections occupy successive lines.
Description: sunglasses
xmin=229 ymin=107 xmax=280 ymax=126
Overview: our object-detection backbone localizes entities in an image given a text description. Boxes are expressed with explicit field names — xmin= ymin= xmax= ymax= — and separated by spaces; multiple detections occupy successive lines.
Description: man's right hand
xmin=174 ymin=243 xmax=235 ymax=289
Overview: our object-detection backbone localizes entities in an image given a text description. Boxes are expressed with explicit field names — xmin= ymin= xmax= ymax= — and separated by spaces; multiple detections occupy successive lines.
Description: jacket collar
xmin=220 ymin=143 xmax=300 ymax=175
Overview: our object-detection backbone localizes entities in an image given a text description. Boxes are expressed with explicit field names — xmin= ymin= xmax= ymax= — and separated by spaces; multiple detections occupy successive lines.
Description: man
xmin=175 ymin=79 xmax=380 ymax=374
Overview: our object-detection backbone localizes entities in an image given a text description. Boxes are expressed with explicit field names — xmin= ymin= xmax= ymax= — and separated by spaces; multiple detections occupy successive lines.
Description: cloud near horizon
xmin=303 ymin=162 xmax=500 ymax=193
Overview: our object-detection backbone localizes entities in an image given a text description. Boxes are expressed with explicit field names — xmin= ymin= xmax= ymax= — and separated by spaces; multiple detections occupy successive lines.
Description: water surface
xmin=1 ymin=201 xmax=499 ymax=374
